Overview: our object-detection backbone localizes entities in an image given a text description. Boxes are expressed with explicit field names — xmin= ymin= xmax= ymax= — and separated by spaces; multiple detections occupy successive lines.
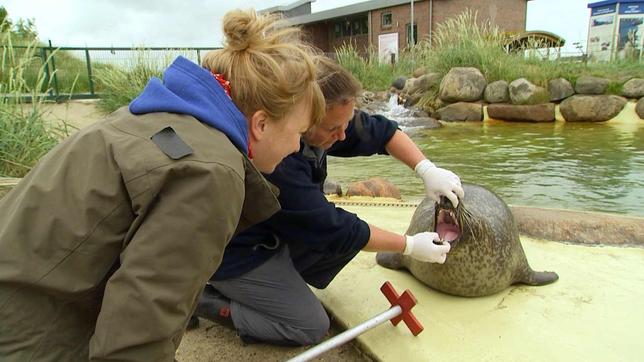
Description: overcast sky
xmin=4 ymin=0 xmax=589 ymax=53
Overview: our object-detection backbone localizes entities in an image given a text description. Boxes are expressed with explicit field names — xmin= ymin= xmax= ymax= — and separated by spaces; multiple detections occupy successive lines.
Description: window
xmin=333 ymin=16 xmax=369 ymax=38
xmin=382 ymin=13 xmax=392 ymax=28
xmin=407 ymin=23 xmax=418 ymax=45
xmin=359 ymin=17 xmax=368 ymax=35
xmin=342 ymin=21 xmax=351 ymax=37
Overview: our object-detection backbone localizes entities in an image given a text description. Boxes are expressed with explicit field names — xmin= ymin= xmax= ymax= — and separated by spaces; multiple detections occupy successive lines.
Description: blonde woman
xmin=0 ymin=9 xmax=323 ymax=361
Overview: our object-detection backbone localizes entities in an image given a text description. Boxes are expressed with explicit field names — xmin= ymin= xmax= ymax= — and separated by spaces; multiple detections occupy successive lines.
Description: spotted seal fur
xmin=376 ymin=183 xmax=558 ymax=297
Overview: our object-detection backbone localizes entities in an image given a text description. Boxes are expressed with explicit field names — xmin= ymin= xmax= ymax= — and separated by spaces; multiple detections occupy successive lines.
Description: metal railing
xmin=3 ymin=41 xmax=220 ymax=101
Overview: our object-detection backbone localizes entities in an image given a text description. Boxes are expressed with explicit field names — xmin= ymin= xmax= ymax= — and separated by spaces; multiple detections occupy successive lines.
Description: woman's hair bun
xmin=223 ymin=9 xmax=266 ymax=52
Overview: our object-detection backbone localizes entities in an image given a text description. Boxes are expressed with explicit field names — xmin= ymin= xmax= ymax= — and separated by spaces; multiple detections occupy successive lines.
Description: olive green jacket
xmin=0 ymin=107 xmax=280 ymax=361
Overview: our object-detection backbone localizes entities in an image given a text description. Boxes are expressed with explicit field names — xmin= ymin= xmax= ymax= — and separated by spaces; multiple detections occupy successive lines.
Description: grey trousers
xmin=209 ymin=246 xmax=330 ymax=346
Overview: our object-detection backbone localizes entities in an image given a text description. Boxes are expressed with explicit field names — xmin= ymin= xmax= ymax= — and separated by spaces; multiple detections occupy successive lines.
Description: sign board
xmin=588 ymin=6 xmax=617 ymax=61
xmin=378 ymin=33 xmax=399 ymax=64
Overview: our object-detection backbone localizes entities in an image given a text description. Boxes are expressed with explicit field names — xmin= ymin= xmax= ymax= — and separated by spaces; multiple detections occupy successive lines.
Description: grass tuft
xmin=0 ymin=33 xmax=70 ymax=177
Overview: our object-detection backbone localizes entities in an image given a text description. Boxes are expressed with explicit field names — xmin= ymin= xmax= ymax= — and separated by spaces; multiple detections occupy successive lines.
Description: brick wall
xmin=431 ymin=0 xmax=527 ymax=34
xmin=303 ymin=22 xmax=330 ymax=52
xmin=370 ymin=1 xmax=431 ymax=50
xmin=370 ymin=0 xmax=527 ymax=49
xmin=302 ymin=0 xmax=528 ymax=53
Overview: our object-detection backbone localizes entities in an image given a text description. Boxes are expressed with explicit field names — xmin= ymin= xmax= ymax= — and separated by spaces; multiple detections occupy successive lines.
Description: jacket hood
xmin=129 ymin=56 xmax=248 ymax=153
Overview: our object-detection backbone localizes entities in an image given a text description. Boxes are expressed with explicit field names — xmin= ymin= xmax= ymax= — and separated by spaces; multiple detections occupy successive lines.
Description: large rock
xmin=323 ymin=179 xmax=343 ymax=196
xmin=358 ymin=91 xmax=375 ymax=105
xmin=637 ymin=97 xmax=644 ymax=119
xmin=435 ymin=102 xmax=483 ymax=122
xmin=560 ymin=95 xmax=627 ymax=122
xmin=484 ymin=80 xmax=509 ymax=103
xmin=509 ymin=78 xmax=548 ymax=105
xmin=439 ymin=67 xmax=487 ymax=103
xmin=548 ymin=78 xmax=575 ymax=102
xmin=391 ymin=76 xmax=407 ymax=90
xmin=417 ymin=72 xmax=442 ymax=92
xmin=622 ymin=78 xmax=644 ymax=98
xmin=403 ymin=73 xmax=441 ymax=96
xmin=413 ymin=66 xmax=427 ymax=78
xmin=487 ymin=103 xmax=555 ymax=122
xmin=346 ymin=177 xmax=401 ymax=199
xmin=575 ymin=75 xmax=609 ymax=95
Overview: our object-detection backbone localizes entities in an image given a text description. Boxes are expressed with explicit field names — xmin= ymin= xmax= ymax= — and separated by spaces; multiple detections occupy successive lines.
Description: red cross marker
xmin=380 ymin=281 xmax=424 ymax=336
xmin=287 ymin=281 xmax=424 ymax=362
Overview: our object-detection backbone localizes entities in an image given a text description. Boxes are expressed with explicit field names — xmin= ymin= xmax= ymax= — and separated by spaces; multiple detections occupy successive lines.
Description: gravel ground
xmin=177 ymin=317 xmax=373 ymax=362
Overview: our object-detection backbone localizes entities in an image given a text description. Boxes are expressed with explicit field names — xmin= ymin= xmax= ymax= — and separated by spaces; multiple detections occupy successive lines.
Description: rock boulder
xmin=439 ymin=67 xmax=487 ymax=103
xmin=560 ymin=95 xmax=627 ymax=122
xmin=346 ymin=177 xmax=401 ymax=199
xmin=487 ymin=103 xmax=555 ymax=122
xmin=575 ymin=76 xmax=609 ymax=95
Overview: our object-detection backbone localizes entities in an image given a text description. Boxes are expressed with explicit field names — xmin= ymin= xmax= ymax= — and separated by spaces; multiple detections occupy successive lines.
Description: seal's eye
xmin=436 ymin=209 xmax=461 ymax=242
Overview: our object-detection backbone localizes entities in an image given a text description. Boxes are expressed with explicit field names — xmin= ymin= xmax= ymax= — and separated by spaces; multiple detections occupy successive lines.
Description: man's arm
xmin=384 ymin=129 xmax=426 ymax=170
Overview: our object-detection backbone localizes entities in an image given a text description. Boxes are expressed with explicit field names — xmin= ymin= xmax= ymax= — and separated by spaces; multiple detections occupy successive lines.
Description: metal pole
xmin=40 ymin=47 xmax=53 ymax=97
xmin=287 ymin=306 xmax=402 ymax=362
xmin=410 ymin=0 xmax=414 ymax=46
xmin=429 ymin=0 xmax=433 ymax=44
xmin=48 ymin=40 xmax=60 ymax=99
xmin=84 ymin=47 xmax=95 ymax=96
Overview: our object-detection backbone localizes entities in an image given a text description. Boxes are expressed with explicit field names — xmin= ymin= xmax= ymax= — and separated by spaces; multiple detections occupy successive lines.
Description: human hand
xmin=403 ymin=232 xmax=450 ymax=263
xmin=415 ymin=159 xmax=464 ymax=207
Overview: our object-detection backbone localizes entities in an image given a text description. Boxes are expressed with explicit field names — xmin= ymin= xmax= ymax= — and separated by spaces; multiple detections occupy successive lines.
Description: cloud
xmin=3 ymin=0 xmax=286 ymax=47
xmin=3 ymin=0 xmax=588 ymax=52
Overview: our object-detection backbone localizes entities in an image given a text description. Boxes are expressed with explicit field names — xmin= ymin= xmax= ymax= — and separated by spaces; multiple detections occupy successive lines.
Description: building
xmin=587 ymin=0 xmax=644 ymax=61
xmin=260 ymin=0 xmax=532 ymax=62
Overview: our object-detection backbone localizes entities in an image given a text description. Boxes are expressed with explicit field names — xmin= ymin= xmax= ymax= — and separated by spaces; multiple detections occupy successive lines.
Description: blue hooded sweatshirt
xmin=129 ymin=56 xmax=249 ymax=153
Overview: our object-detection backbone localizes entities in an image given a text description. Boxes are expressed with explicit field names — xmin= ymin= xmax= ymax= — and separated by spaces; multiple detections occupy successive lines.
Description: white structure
xmin=587 ymin=0 xmax=644 ymax=61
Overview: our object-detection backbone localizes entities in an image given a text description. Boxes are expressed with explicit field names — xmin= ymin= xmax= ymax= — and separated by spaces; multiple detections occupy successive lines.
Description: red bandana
xmin=212 ymin=72 xmax=231 ymax=99
xmin=211 ymin=72 xmax=252 ymax=159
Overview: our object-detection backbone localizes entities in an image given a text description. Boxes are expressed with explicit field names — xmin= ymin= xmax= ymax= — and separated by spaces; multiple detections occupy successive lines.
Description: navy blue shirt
xmin=212 ymin=110 xmax=399 ymax=280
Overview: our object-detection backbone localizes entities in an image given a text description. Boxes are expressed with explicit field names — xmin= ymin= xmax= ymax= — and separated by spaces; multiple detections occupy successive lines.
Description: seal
xmin=376 ymin=183 xmax=558 ymax=297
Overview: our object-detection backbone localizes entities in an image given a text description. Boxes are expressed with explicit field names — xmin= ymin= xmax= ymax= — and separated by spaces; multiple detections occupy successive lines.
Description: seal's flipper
xmin=521 ymin=270 xmax=559 ymax=286
xmin=376 ymin=252 xmax=405 ymax=269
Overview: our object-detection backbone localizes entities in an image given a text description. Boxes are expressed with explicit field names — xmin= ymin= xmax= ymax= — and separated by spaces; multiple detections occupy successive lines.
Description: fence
xmin=4 ymin=41 xmax=220 ymax=101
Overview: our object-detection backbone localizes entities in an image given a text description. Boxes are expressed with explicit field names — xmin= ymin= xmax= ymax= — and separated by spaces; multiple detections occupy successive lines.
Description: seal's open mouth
xmin=436 ymin=208 xmax=461 ymax=244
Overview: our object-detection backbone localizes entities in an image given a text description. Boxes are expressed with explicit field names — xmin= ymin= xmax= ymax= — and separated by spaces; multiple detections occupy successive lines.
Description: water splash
xmin=385 ymin=93 xmax=411 ymax=118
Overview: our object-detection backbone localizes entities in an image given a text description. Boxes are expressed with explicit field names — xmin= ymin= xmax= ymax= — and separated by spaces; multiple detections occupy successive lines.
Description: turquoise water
xmin=328 ymin=109 xmax=644 ymax=217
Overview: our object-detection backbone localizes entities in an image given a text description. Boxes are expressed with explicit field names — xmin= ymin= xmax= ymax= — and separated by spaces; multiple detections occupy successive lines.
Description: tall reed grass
xmin=336 ymin=44 xmax=418 ymax=90
xmin=0 ymin=34 xmax=70 ymax=177
xmin=94 ymin=50 xmax=171 ymax=114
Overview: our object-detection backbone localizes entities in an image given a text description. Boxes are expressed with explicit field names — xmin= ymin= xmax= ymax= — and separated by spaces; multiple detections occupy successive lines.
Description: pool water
xmin=328 ymin=104 xmax=644 ymax=217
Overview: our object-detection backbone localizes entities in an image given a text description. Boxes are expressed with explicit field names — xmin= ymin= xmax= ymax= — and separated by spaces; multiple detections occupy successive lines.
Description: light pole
xmin=410 ymin=0 xmax=414 ymax=47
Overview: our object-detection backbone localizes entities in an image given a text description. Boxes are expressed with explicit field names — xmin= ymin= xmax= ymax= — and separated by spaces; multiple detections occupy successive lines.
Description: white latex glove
xmin=415 ymin=159 xmax=465 ymax=207
xmin=403 ymin=232 xmax=451 ymax=264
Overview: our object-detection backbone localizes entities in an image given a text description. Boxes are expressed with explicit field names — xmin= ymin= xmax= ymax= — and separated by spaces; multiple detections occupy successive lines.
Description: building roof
xmin=284 ymin=0 xmax=415 ymax=25
xmin=588 ymin=0 xmax=643 ymax=8
xmin=260 ymin=0 xmax=316 ymax=14
xmin=506 ymin=30 xmax=565 ymax=50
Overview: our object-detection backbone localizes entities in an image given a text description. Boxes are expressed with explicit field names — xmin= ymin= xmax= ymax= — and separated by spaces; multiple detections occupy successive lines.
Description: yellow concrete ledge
xmin=315 ymin=204 xmax=644 ymax=362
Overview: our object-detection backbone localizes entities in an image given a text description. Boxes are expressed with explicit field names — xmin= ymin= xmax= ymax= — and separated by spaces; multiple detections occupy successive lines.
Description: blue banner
xmin=619 ymin=3 xmax=644 ymax=14
xmin=592 ymin=4 xmax=617 ymax=16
